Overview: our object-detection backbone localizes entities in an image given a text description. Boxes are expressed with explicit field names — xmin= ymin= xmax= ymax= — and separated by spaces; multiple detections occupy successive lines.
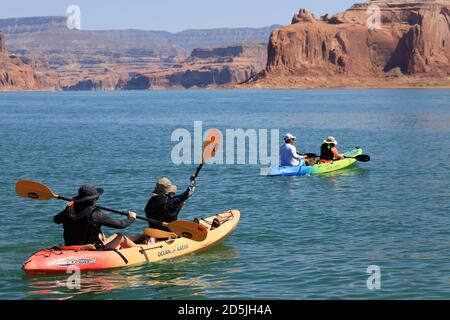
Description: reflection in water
xmin=317 ymin=166 xmax=368 ymax=191
xmin=278 ymin=166 xmax=368 ymax=194
xmin=24 ymin=244 xmax=239 ymax=300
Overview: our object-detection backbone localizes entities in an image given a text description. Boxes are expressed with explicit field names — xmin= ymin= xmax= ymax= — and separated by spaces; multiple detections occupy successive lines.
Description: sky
xmin=0 ymin=0 xmax=358 ymax=32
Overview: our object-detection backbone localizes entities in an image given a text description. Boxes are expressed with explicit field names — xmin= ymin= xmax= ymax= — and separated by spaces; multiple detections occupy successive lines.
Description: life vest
xmin=61 ymin=205 xmax=103 ymax=246
xmin=320 ymin=143 xmax=336 ymax=161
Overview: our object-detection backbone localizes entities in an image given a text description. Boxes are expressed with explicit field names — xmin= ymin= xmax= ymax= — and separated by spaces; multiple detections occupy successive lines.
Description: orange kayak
xmin=23 ymin=210 xmax=240 ymax=274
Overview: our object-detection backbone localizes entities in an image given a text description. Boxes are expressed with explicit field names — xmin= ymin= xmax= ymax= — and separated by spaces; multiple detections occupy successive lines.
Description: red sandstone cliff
xmin=0 ymin=31 xmax=57 ymax=91
xmin=246 ymin=0 xmax=450 ymax=88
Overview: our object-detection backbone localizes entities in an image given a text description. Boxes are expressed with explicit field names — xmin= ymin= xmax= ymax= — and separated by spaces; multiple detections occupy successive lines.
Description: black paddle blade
xmin=355 ymin=154 xmax=371 ymax=162
xmin=304 ymin=153 xmax=318 ymax=158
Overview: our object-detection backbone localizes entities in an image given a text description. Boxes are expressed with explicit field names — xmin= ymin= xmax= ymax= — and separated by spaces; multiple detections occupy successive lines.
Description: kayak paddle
xmin=15 ymin=180 xmax=208 ymax=242
xmin=174 ymin=128 xmax=222 ymax=215
xmin=297 ymin=152 xmax=370 ymax=162
xmin=345 ymin=154 xmax=371 ymax=162
xmin=192 ymin=128 xmax=222 ymax=179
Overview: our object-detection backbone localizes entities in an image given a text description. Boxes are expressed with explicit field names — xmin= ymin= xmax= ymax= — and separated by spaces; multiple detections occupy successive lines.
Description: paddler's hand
xmin=128 ymin=211 xmax=137 ymax=220
xmin=189 ymin=175 xmax=196 ymax=188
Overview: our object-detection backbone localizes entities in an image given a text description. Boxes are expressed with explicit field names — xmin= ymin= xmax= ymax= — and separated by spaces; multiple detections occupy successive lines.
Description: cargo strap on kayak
xmin=197 ymin=210 xmax=234 ymax=230
xmin=110 ymin=249 xmax=129 ymax=264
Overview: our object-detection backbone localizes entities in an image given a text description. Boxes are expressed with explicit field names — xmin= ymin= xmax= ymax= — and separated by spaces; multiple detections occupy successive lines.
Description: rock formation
xmin=0 ymin=31 xmax=57 ymax=90
xmin=0 ymin=17 xmax=279 ymax=90
xmin=247 ymin=0 xmax=450 ymax=88
xmin=122 ymin=43 xmax=268 ymax=89
xmin=0 ymin=32 xmax=4 ymax=52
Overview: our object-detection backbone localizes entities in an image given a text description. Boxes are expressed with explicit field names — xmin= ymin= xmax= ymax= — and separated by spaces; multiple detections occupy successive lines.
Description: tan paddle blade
xmin=202 ymin=128 xmax=222 ymax=163
xmin=15 ymin=180 xmax=59 ymax=201
xmin=144 ymin=228 xmax=177 ymax=239
xmin=164 ymin=220 xmax=208 ymax=242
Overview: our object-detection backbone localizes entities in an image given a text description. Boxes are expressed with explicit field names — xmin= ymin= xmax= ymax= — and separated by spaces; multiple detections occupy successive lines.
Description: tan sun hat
xmin=152 ymin=177 xmax=174 ymax=196
xmin=167 ymin=184 xmax=178 ymax=194
xmin=323 ymin=136 xmax=338 ymax=145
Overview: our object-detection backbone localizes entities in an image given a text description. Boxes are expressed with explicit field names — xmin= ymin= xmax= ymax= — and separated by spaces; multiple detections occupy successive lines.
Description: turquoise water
xmin=0 ymin=90 xmax=449 ymax=300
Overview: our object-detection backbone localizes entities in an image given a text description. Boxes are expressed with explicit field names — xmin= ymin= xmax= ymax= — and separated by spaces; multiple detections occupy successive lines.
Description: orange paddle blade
xmin=15 ymin=180 xmax=59 ymax=201
xmin=203 ymin=128 xmax=222 ymax=163
xmin=163 ymin=220 xmax=208 ymax=242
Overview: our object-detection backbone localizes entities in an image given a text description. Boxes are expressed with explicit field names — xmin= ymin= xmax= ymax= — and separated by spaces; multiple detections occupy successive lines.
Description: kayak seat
xmin=144 ymin=228 xmax=178 ymax=240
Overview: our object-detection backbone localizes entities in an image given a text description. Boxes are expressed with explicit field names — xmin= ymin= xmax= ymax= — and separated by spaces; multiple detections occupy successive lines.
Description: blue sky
xmin=0 ymin=0 xmax=358 ymax=32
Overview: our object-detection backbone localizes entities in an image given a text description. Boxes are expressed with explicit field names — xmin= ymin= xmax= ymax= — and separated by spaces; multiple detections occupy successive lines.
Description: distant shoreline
xmin=2 ymin=84 xmax=450 ymax=93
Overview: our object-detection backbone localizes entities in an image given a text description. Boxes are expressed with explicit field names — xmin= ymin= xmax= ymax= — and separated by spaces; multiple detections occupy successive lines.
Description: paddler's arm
xmin=331 ymin=147 xmax=345 ymax=160
xmin=91 ymin=210 xmax=137 ymax=229
xmin=53 ymin=209 xmax=66 ymax=224
xmin=166 ymin=177 xmax=196 ymax=215
xmin=291 ymin=145 xmax=304 ymax=160
xmin=178 ymin=178 xmax=196 ymax=202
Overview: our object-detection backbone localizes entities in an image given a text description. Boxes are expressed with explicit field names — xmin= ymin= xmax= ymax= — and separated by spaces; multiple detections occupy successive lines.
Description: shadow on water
xmin=22 ymin=244 xmax=239 ymax=300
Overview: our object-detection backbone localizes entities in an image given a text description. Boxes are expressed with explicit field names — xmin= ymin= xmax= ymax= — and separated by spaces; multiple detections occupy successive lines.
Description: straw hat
xmin=152 ymin=177 xmax=177 ymax=196
xmin=323 ymin=136 xmax=338 ymax=145
xmin=167 ymin=184 xmax=178 ymax=194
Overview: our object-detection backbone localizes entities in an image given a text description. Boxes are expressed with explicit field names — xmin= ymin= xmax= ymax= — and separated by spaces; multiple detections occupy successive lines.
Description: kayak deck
xmin=23 ymin=210 xmax=240 ymax=274
xmin=269 ymin=148 xmax=363 ymax=176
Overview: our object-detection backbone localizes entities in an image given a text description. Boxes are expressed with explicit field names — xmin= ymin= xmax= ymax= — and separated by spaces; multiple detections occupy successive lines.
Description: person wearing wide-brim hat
xmin=145 ymin=176 xmax=196 ymax=231
xmin=320 ymin=136 xmax=345 ymax=163
xmin=53 ymin=184 xmax=138 ymax=249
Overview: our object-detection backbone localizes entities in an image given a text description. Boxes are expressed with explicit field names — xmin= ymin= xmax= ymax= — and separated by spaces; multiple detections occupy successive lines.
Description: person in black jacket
xmin=54 ymin=184 xmax=137 ymax=249
xmin=144 ymin=176 xmax=196 ymax=231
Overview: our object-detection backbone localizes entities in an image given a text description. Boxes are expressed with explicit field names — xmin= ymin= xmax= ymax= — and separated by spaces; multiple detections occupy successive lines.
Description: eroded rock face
xmin=0 ymin=32 xmax=4 ymax=52
xmin=122 ymin=43 xmax=268 ymax=89
xmin=252 ymin=0 xmax=450 ymax=87
xmin=1 ymin=17 xmax=279 ymax=90
xmin=0 ymin=31 xmax=58 ymax=90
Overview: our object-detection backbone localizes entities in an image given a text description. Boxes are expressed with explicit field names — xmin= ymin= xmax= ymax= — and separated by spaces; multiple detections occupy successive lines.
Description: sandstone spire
xmin=0 ymin=32 xmax=5 ymax=53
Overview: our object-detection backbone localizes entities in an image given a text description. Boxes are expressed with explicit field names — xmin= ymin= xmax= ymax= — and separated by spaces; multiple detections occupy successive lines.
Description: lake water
xmin=0 ymin=90 xmax=449 ymax=300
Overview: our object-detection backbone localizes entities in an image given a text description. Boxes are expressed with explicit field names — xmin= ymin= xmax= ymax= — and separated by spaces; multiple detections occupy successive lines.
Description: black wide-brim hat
xmin=72 ymin=184 xmax=104 ymax=202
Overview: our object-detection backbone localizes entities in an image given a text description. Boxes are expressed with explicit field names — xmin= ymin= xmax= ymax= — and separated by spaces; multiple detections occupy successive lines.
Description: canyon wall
xmin=122 ymin=43 xmax=268 ymax=89
xmin=247 ymin=0 xmax=450 ymax=88
xmin=0 ymin=31 xmax=57 ymax=91
xmin=0 ymin=17 xmax=278 ymax=90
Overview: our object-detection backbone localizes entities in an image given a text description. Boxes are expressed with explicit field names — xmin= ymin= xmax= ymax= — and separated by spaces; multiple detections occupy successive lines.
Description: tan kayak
xmin=23 ymin=210 xmax=240 ymax=274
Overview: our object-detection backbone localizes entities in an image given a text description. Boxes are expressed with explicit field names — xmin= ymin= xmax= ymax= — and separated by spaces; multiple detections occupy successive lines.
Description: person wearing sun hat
xmin=53 ymin=184 xmax=138 ymax=249
xmin=279 ymin=133 xmax=309 ymax=167
xmin=320 ymin=136 xmax=345 ymax=163
xmin=145 ymin=176 xmax=196 ymax=231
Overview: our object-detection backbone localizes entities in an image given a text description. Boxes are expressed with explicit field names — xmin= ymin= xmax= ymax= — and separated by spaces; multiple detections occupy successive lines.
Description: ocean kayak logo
xmin=51 ymin=258 xmax=96 ymax=267
xmin=171 ymin=121 xmax=280 ymax=173
xmin=66 ymin=5 xmax=81 ymax=30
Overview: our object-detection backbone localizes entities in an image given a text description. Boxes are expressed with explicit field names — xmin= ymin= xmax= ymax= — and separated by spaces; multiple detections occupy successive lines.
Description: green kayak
xmin=309 ymin=147 xmax=363 ymax=175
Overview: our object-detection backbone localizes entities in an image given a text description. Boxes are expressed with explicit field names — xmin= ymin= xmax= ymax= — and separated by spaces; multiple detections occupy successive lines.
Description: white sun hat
xmin=323 ymin=136 xmax=338 ymax=145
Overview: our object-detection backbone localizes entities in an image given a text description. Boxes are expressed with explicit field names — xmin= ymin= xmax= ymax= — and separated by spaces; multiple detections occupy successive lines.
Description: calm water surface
xmin=0 ymin=90 xmax=449 ymax=299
